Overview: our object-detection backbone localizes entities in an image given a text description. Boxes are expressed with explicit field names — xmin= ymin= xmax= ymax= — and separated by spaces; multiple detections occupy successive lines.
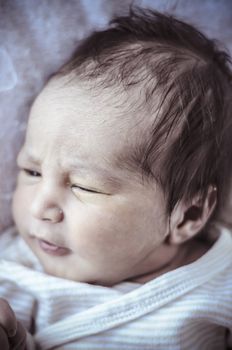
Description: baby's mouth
xmin=37 ymin=238 xmax=71 ymax=256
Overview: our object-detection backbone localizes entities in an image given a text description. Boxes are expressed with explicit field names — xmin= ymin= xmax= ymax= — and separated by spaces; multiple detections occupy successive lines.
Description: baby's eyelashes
xmin=71 ymin=184 xmax=101 ymax=194
xmin=21 ymin=170 xmax=101 ymax=194
xmin=22 ymin=168 xmax=41 ymax=177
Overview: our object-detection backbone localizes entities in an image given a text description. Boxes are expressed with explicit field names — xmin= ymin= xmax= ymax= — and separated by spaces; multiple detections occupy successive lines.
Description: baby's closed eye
xmin=71 ymin=184 xmax=102 ymax=194
xmin=22 ymin=168 xmax=41 ymax=177
xmin=21 ymin=169 xmax=104 ymax=194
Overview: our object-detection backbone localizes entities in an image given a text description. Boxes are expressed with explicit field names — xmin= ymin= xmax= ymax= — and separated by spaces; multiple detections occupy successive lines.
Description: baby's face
xmin=12 ymin=77 xmax=172 ymax=286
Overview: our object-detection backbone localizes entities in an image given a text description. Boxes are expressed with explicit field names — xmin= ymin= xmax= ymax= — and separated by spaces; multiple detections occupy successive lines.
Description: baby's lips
xmin=37 ymin=238 xmax=71 ymax=256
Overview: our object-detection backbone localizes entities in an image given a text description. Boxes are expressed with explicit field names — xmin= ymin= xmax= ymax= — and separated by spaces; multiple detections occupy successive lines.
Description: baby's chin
xmin=36 ymin=254 xmax=99 ymax=285
xmin=40 ymin=259 xmax=124 ymax=286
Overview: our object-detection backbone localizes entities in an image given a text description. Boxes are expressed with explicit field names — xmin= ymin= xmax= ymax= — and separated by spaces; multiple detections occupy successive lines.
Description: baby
xmin=0 ymin=6 xmax=232 ymax=350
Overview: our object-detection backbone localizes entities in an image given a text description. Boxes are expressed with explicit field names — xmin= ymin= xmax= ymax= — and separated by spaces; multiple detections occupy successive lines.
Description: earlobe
xmin=168 ymin=186 xmax=217 ymax=245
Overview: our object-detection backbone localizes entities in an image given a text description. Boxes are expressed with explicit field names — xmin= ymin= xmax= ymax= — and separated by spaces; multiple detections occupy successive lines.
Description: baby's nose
xmin=30 ymin=186 xmax=64 ymax=223
xmin=40 ymin=207 xmax=64 ymax=223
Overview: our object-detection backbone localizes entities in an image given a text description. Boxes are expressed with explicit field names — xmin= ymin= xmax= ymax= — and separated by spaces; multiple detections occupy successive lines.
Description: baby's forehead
xmin=27 ymin=76 xmax=157 ymax=180
xmin=34 ymin=75 xmax=155 ymax=137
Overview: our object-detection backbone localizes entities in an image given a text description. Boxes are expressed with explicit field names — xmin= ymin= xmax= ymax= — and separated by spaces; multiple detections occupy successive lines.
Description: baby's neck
xmin=129 ymin=237 xmax=213 ymax=284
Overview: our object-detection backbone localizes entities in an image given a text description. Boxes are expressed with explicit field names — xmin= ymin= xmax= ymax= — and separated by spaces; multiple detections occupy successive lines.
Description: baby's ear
xmin=168 ymin=185 xmax=217 ymax=245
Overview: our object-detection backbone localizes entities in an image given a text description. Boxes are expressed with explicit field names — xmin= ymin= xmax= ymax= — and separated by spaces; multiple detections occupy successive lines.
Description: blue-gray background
xmin=0 ymin=0 xmax=231 ymax=230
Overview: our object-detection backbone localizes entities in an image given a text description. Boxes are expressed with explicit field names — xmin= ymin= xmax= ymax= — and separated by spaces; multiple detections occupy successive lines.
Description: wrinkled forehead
xmin=28 ymin=75 xmax=150 ymax=136
xmin=25 ymin=76 xmax=156 ymax=180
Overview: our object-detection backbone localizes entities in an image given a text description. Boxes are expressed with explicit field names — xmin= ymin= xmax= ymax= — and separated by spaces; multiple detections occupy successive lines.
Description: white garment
xmin=0 ymin=226 xmax=232 ymax=350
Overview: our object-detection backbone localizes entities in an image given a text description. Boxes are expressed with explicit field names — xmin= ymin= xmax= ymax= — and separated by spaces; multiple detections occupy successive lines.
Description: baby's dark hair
xmin=57 ymin=6 xmax=232 ymax=218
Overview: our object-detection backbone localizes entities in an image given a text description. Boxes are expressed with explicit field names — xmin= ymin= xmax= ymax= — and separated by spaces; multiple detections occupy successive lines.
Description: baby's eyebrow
xmin=64 ymin=160 xmax=123 ymax=186
xmin=17 ymin=152 xmax=40 ymax=165
xmin=18 ymin=151 xmax=123 ymax=187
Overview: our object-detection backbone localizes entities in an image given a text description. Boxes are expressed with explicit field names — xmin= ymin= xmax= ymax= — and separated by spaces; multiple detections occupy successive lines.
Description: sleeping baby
xmin=0 ymin=6 xmax=232 ymax=350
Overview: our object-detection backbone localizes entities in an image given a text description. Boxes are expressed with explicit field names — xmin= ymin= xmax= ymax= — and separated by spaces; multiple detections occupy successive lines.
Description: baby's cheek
xmin=12 ymin=186 xmax=30 ymax=230
xmin=12 ymin=187 xmax=23 ymax=223
xmin=68 ymin=205 xmax=126 ymax=255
